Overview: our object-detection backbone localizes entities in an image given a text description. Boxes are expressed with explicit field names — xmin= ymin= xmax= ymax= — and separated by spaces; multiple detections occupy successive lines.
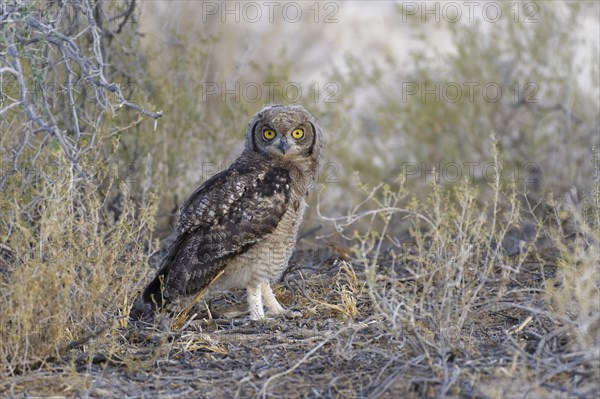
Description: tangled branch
xmin=0 ymin=0 xmax=161 ymax=189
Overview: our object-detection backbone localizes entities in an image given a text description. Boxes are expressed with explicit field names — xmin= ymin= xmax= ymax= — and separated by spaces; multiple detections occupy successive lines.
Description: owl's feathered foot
xmin=245 ymin=281 xmax=296 ymax=320
xmin=271 ymin=308 xmax=303 ymax=319
xmin=261 ymin=282 xmax=302 ymax=318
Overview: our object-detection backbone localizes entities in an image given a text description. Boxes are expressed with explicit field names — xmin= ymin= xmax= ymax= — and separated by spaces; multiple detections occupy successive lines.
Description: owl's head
xmin=245 ymin=105 xmax=323 ymax=169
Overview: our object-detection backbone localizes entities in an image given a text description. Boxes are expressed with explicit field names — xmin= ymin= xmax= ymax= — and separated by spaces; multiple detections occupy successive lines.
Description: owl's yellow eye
xmin=263 ymin=129 xmax=276 ymax=140
xmin=291 ymin=128 xmax=304 ymax=140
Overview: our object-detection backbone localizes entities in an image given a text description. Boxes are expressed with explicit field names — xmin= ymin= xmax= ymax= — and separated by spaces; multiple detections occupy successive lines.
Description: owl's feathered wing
xmin=130 ymin=155 xmax=292 ymax=321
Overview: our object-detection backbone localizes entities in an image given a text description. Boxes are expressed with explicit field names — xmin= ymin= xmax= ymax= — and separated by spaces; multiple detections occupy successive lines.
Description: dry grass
xmin=0 ymin=152 xmax=158 ymax=372
xmin=1 ymin=1 xmax=598 ymax=398
xmin=1 ymin=150 xmax=598 ymax=397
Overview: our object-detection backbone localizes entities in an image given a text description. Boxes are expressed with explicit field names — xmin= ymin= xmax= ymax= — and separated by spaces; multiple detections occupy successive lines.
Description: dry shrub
xmin=325 ymin=137 xmax=599 ymax=396
xmin=543 ymin=188 xmax=600 ymax=356
xmin=0 ymin=151 xmax=157 ymax=374
xmin=0 ymin=1 xmax=161 ymax=376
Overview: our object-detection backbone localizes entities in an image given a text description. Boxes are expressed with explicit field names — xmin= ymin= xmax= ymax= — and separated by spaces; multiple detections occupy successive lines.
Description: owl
xmin=130 ymin=105 xmax=323 ymax=322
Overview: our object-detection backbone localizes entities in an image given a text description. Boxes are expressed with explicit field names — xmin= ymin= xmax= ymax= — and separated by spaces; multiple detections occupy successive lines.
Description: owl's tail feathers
xmin=129 ymin=232 xmax=188 ymax=325
xmin=129 ymin=267 xmax=169 ymax=325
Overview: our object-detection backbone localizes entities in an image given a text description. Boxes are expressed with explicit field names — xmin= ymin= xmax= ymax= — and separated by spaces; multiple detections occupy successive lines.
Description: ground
xmin=1 ymin=243 xmax=597 ymax=398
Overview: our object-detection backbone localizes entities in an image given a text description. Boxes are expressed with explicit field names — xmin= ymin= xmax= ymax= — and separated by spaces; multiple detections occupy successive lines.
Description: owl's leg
xmin=261 ymin=281 xmax=285 ymax=315
xmin=246 ymin=283 xmax=265 ymax=320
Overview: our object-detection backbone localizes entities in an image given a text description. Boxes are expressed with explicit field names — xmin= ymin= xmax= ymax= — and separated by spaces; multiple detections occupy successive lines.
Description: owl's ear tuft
xmin=250 ymin=119 xmax=260 ymax=152
xmin=307 ymin=122 xmax=318 ymax=156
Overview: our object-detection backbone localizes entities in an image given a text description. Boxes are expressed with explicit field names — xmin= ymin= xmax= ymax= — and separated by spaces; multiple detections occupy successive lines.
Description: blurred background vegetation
xmin=138 ymin=0 xmax=599 ymax=235
xmin=0 ymin=0 xmax=598 ymax=387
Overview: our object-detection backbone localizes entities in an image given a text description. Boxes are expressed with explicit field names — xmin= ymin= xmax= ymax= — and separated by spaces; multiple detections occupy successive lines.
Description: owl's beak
xmin=277 ymin=137 xmax=289 ymax=154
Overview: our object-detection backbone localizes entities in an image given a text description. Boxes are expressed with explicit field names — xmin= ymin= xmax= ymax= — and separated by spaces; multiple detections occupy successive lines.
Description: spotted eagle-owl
xmin=131 ymin=105 xmax=323 ymax=322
